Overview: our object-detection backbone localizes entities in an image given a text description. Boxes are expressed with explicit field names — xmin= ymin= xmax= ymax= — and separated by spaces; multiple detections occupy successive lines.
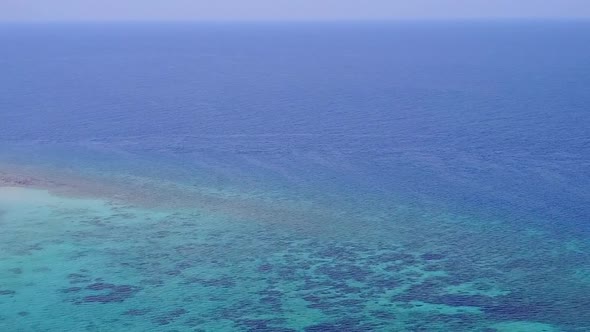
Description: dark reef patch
xmin=73 ymin=283 xmax=141 ymax=304
xmin=315 ymin=264 xmax=371 ymax=282
xmin=258 ymin=289 xmax=283 ymax=297
xmin=304 ymin=319 xmax=368 ymax=332
xmin=375 ymin=252 xmax=416 ymax=264
xmin=165 ymin=269 xmax=182 ymax=276
xmin=423 ymin=264 xmax=443 ymax=271
xmin=433 ymin=294 xmax=492 ymax=308
xmin=184 ymin=317 xmax=206 ymax=327
xmin=140 ymin=279 xmax=164 ymax=287
xmin=371 ymin=310 xmax=396 ymax=320
xmin=260 ymin=296 xmax=282 ymax=307
xmin=123 ymin=308 xmax=151 ymax=316
xmin=369 ymin=278 xmax=399 ymax=289
xmin=257 ymin=263 xmax=273 ymax=272
xmin=67 ymin=273 xmax=92 ymax=284
xmin=153 ymin=308 xmax=188 ymax=325
xmin=236 ymin=318 xmax=294 ymax=332
xmin=421 ymin=253 xmax=445 ymax=261
xmin=182 ymin=276 xmax=235 ymax=288
xmin=481 ymin=299 xmax=555 ymax=321
xmin=86 ymin=282 xmax=117 ymax=291
xmin=61 ymin=287 xmax=83 ymax=293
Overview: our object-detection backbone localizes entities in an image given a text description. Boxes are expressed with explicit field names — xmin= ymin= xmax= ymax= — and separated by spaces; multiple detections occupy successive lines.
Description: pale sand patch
xmin=0 ymin=163 xmax=365 ymax=239
xmin=0 ymin=187 xmax=58 ymax=205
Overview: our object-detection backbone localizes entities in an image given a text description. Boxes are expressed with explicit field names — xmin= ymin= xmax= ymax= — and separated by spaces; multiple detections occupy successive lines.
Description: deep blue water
xmin=1 ymin=22 xmax=590 ymax=331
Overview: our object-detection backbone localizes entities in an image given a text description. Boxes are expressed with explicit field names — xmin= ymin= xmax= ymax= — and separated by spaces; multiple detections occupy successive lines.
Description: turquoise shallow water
xmin=1 ymin=164 xmax=589 ymax=331
xmin=1 ymin=22 xmax=590 ymax=331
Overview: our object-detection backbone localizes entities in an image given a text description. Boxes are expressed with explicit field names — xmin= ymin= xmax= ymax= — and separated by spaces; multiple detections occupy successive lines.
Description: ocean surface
xmin=0 ymin=21 xmax=589 ymax=331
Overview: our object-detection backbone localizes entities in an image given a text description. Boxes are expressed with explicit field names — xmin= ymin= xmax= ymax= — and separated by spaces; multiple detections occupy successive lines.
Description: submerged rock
xmin=75 ymin=283 xmax=141 ymax=304
xmin=421 ymin=253 xmax=445 ymax=261
xmin=122 ymin=308 xmax=151 ymax=316
xmin=153 ymin=308 xmax=188 ymax=325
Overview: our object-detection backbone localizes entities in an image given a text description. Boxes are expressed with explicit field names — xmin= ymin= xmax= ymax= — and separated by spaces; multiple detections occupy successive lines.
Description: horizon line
xmin=2 ymin=17 xmax=590 ymax=24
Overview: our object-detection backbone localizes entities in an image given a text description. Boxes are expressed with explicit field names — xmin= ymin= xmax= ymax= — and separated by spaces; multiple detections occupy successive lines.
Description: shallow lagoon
xmin=1 ymin=177 xmax=588 ymax=331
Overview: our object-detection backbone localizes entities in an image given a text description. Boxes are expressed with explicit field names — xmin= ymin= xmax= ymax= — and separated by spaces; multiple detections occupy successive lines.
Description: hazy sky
xmin=2 ymin=0 xmax=590 ymax=22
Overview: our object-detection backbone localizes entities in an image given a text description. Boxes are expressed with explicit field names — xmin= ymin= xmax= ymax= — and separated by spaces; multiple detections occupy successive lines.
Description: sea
xmin=0 ymin=21 xmax=589 ymax=331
